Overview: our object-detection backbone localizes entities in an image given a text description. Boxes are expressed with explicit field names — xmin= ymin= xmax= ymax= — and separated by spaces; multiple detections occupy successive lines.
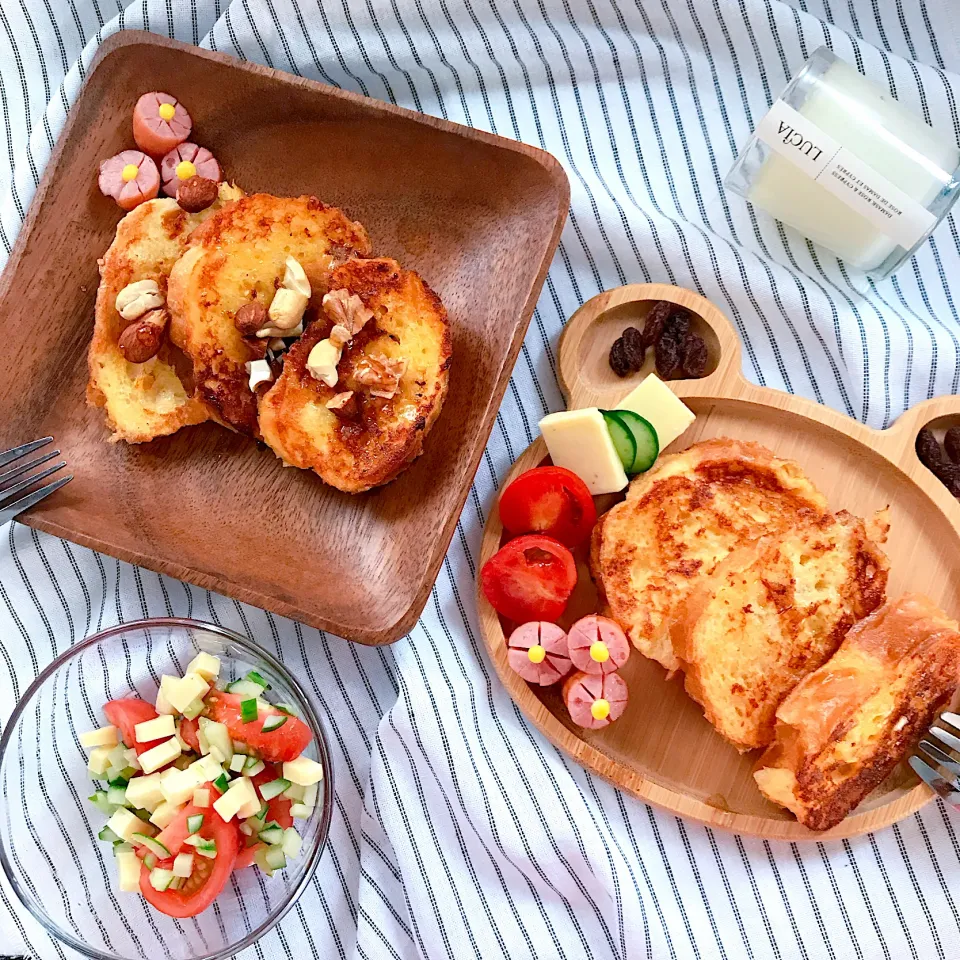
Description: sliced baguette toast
xmin=673 ymin=510 xmax=889 ymax=751
xmin=755 ymin=594 xmax=960 ymax=830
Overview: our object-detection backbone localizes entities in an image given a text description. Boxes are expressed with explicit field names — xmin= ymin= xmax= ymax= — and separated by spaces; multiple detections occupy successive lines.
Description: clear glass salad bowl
xmin=0 ymin=618 xmax=333 ymax=960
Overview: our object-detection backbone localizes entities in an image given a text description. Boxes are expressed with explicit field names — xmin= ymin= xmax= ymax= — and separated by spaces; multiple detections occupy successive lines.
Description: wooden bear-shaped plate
xmin=478 ymin=282 xmax=960 ymax=840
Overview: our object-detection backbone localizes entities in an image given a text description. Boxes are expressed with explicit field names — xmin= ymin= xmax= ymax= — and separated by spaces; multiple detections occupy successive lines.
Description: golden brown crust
xmin=258 ymin=258 xmax=451 ymax=493
xmin=166 ymin=194 xmax=372 ymax=437
xmin=755 ymin=594 xmax=960 ymax=830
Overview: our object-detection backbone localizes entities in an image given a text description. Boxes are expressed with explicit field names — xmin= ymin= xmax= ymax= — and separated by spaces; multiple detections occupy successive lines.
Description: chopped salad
xmin=81 ymin=652 xmax=322 ymax=917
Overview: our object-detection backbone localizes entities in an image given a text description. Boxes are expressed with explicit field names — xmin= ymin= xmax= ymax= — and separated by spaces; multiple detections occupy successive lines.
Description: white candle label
xmin=755 ymin=99 xmax=936 ymax=251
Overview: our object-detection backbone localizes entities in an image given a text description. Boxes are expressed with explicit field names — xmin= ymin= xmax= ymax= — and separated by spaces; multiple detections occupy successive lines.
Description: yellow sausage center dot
xmin=176 ymin=160 xmax=197 ymax=181
xmin=158 ymin=102 xmax=176 ymax=121
xmin=591 ymin=699 xmax=611 ymax=721
xmin=589 ymin=641 xmax=610 ymax=663
xmin=527 ymin=645 xmax=546 ymax=664
xmin=121 ymin=163 xmax=139 ymax=182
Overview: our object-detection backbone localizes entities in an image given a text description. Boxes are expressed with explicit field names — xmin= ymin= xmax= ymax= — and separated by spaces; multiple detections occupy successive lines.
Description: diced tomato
xmin=153 ymin=782 xmax=223 ymax=857
xmin=205 ymin=691 xmax=312 ymax=762
xmin=251 ymin=765 xmax=293 ymax=828
xmin=480 ymin=534 xmax=577 ymax=623
xmin=498 ymin=466 xmax=597 ymax=547
xmin=103 ymin=698 xmax=165 ymax=756
xmin=179 ymin=716 xmax=201 ymax=753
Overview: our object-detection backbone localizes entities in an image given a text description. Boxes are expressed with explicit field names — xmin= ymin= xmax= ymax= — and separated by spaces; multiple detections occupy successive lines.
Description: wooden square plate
xmin=0 ymin=32 xmax=569 ymax=644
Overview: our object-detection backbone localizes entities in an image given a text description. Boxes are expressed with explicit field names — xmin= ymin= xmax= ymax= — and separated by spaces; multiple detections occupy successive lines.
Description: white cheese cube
xmin=303 ymin=783 xmax=318 ymax=808
xmin=116 ymin=849 xmax=142 ymax=892
xmin=161 ymin=673 xmax=210 ymax=714
xmin=155 ymin=685 xmax=176 ymax=716
xmin=80 ymin=725 xmax=118 ymax=749
xmin=149 ymin=801 xmax=183 ymax=830
xmin=185 ymin=652 xmax=221 ymax=682
xmin=106 ymin=808 xmax=150 ymax=843
xmin=615 ymin=374 xmax=696 ymax=451
xmin=229 ymin=753 xmax=247 ymax=773
xmin=124 ymin=773 xmax=165 ymax=812
xmin=160 ymin=768 xmax=202 ymax=806
xmin=189 ymin=754 xmax=223 ymax=783
xmin=282 ymin=756 xmax=324 ymax=787
xmin=134 ymin=714 xmax=176 ymax=744
xmin=138 ymin=737 xmax=182 ymax=775
xmin=193 ymin=788 xmax=211 ymax=808
xmin=212 ymin=776 xmax=258 ymax=822
xmin=237 ymin=796 xmax=263 ymax=820
xmin=538 ymin=408 xmax=628 ymax=495
xmin=87 ymin=746 xmax=113 ymax=777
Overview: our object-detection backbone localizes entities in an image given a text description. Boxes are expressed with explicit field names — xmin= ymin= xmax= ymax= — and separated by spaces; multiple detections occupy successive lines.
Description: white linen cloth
xmin=2 ymin=1 xmax=960 ymax=958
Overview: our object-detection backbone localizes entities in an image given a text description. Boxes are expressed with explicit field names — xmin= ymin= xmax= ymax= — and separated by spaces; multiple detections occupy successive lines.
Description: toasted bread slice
xmin=259 ymin=258 xmax=451 ymax=493
xmin=167 ymin=194 xmax=371 ymax=437
xmin=755 ymin=594 xmax=960 ymax=830
xmin=590 ymin=439 xmax=829 ymax=672
xmin=87 ymin=184 xmax=243 ymax=442
xmin=674 ymin=510 xmax=889 ymax=751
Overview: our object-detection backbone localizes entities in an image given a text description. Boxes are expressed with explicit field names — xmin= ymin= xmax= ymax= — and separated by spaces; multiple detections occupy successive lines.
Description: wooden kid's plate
xmin=478 ymin=282 xmax=960 ymax=839
xmin=0 ymin=32 xmax=569 ymax=645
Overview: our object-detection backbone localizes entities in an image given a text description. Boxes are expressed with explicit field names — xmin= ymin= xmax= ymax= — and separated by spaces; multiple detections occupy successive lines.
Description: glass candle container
xmin=726 ymin=47 xmax=960 ymax=278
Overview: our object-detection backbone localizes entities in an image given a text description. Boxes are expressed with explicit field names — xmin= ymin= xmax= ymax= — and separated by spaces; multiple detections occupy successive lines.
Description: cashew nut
xmin=116 ymin=279 xmax=165 ymax=321
xmin=267 ymin=256 xmax=311 ymax=331
xmin=306 ymin=339 xmax=341 ymax=388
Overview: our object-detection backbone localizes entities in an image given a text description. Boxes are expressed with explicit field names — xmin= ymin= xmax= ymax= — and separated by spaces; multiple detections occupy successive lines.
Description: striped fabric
xmin=1 ymin=1 xmax=960 ymax=958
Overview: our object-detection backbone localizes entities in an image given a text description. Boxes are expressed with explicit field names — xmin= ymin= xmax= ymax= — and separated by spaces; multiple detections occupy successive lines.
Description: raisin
xmin=935 ymin=461 xmax=960 ymax=498
xmin=620 ymin=326 xmax=646 ymax=369
xmin=609 ymin=337 xmax=632 ymax=377
xmin=662 ymin=309 xmax=691 ymax=341
xmin=680 ymin=333 xmax=708 ymax=378
xmin=640 ymin=301 xmax=672 ymax=349
xmin=945 ymin=426 xmax=960 ymax=464
xmin=916 ymin=427 xmax=945 ymax=470
xmin=655 ymin=330 xmax=684 ymax=380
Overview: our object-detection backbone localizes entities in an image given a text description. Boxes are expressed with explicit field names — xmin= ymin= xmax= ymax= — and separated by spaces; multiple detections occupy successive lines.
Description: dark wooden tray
xmin=0 ymin=32 xmax=568 ymax=644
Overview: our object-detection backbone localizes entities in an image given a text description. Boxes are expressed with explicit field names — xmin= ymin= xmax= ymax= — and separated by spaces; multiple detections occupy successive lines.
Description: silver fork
xmin=909 ymin=711 xmax=960 ymax=809
xmin=0 ymin=438 xmax=73 ymax=526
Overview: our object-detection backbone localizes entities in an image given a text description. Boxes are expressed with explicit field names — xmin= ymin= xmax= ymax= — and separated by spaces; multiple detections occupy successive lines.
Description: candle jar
xmin=725 ymin=47 xmax=960 ymax=278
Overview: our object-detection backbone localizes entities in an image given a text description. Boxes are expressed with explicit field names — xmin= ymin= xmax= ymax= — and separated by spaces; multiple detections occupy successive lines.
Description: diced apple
xmin=80 ymin=725 xmax=118 ymax=749
xmin=185 ymin=652 xmax=221 ymax=681
xmin=134 ymin=714 xmax=176 ymax=744
xmin=139 ymin=737 xmax=182 ymax=775
xmin=282 ymin=756 xmax=324 ymax=786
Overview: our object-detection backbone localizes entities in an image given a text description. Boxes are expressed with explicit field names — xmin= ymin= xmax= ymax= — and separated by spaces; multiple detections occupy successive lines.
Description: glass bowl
xmin=0 ymin=618 xmax=334 ymax=960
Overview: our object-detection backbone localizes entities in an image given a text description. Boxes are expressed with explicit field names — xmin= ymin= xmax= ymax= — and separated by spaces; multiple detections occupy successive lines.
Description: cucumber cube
xmin=149 ymin=867 xmax=174 ymax=892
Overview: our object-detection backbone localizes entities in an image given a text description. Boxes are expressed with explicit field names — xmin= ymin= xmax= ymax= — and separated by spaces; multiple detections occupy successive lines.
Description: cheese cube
xmin=193 ymin=788 xmax=211 ymax=808
xmin=160 ymin=673 xmax=210 ymax=714
xmin=189 ymin=754 xmax=223 ymax=783
xmin=139 ymin=737 xmax=182 ymax=775
xmin=116 ymin=849 xmax=142 ymax=892
xmin=155 ymin=685 xmax=175 ymax=716
xmin=212 ymin=776 xmax=258 ymax=822
xmin=303 ymin=783 xmax=318 ymax=808
xmin=80 ymin=725 xmax=118 ymax=749
xmin=282 ymin=756 xmax=324 ymax=787
xmin=185 ymin=652 xmax=221 ymax=681
xmin=160 ymin=768 xmax=202 ymax=806
xmin=615 ymin=374 xmax=695 ymax=451
xmin=237 ymin=795 xmax=263 ymax=820
xmin=124 ymin=773 xmax=165 ymax=812
xmin=149 ymin=801 xmax=183 ymax=830
xmin=134 ymin=714 xmax=176 ymax=744
xmin=87 ymin=746 xmax=113 ymax=777
xmin=538 ymin=408 xmax=628 ymax=495
xmin=229 ymin=753 xmax=247 ymax=773
xmin=106 ymin=808 xmax=151 ymax=843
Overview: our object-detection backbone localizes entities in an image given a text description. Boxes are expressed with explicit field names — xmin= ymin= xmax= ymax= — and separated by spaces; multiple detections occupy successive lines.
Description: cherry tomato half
xmin=103 ymin=698 xmax=165 ymax=757
xmin=480 ymin=534 xmax=577 ymax=623
xmin=498 ymin=466 xmax=597 ymax=547
xmin=205 ymin=691 xmax=313 ymax=763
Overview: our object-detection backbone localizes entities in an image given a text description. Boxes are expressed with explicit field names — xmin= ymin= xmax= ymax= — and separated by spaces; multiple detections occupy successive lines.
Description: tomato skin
xmin=233 ymin=842 xmax=262 ymax=870
xmin=205 ymin=692 xmax=312 ymax=763
xmin=153 ymin=783 xmax=222 ymax=856
xmin=179 ymin=716 xmax=201 ymax=753
xmin=480 ymin=534 xmax=577 ymax=623
xmin=498 ymin=467 xmax=597 ymax=547
xmin=103 ymin=698 xmax=165 ymax=756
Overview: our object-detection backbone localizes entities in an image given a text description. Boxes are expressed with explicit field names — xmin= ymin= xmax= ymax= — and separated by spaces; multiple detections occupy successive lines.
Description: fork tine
xmin=929 ymin=724 xmax=960 ymax=755
xmin=0 ymin=462 xmax=67 ymax=507
xmin=941 ymin=712 xmax=960 ymax=734
xmin=918 ymin=739 xmax=960 ymax=776
xmin=909 ymin=756 xmax=960 ymax=803
xmin=0 ymin=449 xmax=60 ymax=488
xmin=0 ymin=474 xmax=72 ymax=525
xmin=0 ymin=437 xmax=52 ymax=469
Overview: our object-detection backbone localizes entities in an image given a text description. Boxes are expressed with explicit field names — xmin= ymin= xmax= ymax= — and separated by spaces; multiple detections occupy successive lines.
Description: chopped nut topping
xmin=326 ymin=391 xmax=355 ymax=410
xmin=354 ymin=353 xmax=407 ymax=400
xmin=323 ymin=289 xmax=372 ymax=347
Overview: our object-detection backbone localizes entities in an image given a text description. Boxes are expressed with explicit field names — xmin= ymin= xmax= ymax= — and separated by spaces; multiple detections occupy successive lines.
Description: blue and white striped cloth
xmin=2 ymin=2 xmax=960 ymax=958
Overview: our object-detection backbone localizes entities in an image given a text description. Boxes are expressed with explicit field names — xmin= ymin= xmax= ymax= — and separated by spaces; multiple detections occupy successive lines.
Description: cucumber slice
xmin=264 ymin=847 xmax=286 ymax=870
xmin=274 ymin=703 xmax=298 ymax=717
xmin=213 ymin=773 xmax=230 ymax=794
xmin=88 ymin=790 xmax=114 ymax=816
xmin=258 ymin=778 xmax=291 ymax=801
xmin=245 ymin=670 xmax=271 ymax=691
xmin=149 ymin=867 xmax=174 ymax=892
xmin=226 ymin=679 xmax=266 ymax=698
xmin=254 ymin=802 xmax=268 ymax=822
xmin=606 ymin=409 xmax=660 ymax=474
xmin=259 ymin=822 xmax=285 ymax=846
xmin=260 ymin=715 xmax=287 ymax=733
xmin=133 ymin=834 xmax=171 ymax=860
xmin=113 ymin=842 xmax=134 ymax=857
xmin=186 ymin=814 xmax=204 ymax=835
xmin=99 ymin=826 xmax=121 ymax=844
xmin=143 ymin=852 xmax=158 ymax=870
xmin=168 ymin=876 xmax=183 ymax=891
xmin=106 ymin=784 xmax=128 ymax=807
xmin=195 ymin=838 xmax=217 ymax=859
xmin=601 ymin=411 xmax=637 ymax=471
xmin=243 ymin=760 xmax=266 ymax=778
xmin=281 ymin=828 xmax=302 ymax=860
xmin=239 ymin=699 xmax=258 ymax=724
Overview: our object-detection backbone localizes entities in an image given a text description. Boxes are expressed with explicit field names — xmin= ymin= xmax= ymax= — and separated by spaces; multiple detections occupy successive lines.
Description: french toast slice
xmin=590 ymin=439 xmax=829 ymax=672
xmin=755 ymin=594 xmax=960 ymax=830
xmin=259 ymin=257 xmax=451 ymax=493
xmin=673 ymin=510 xmax=890 ymax=751
xmin=167 ymin=194 xmax=371 ymax=437
xmin=87 ymin=183 xmax=243 ymax=442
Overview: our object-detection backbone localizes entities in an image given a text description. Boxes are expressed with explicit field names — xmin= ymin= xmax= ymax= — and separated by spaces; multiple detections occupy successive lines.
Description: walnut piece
xmin=326 ymin=391 xmax=354 ymax=410
xmin=354 ymin=353 xmax=408 ymax=400
xmin=323 ymin=289 xmax=372 ymax=347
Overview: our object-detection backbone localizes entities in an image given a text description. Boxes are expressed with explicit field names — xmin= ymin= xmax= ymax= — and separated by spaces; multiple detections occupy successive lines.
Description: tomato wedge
xmin=480 ymin=534 xmax=577 ymax=623
xmin=205 ymin=691 xmax=312 ymax=762
xmin=103 ymin=698 xmax=165 ymax=757
xmin=251 ymin=765 xmax=293 ymax=829
xmin=153 ymin=785 xmax=221 ymax=857
xmin=234 ymin=841 xmax=263 ymax=870
xmin=178 ymin=716 xmax=201 ymax=753
xmin=498 ymin=466 xmax=597 ymax=547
